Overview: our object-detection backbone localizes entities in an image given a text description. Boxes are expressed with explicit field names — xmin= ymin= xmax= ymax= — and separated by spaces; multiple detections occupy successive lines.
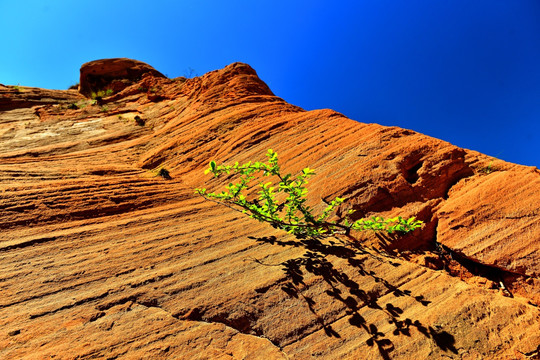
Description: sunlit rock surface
xmin=0 ymin=60 xmax=539 ymax=359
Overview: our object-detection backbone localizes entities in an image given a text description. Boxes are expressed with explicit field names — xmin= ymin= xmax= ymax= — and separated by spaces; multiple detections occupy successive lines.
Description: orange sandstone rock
xmin=79 ymin=58 xmax=166 ymax=97
xmin=0 ymin=59 xmax=538 ymax=359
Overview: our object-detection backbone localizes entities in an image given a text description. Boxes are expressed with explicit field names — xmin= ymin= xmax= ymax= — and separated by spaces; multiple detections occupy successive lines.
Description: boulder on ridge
xmin=79 ymin=58 xmax=165 ymax=97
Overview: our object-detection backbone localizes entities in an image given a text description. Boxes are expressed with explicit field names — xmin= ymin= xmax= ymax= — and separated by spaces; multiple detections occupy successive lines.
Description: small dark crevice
xmin=8 ymin=329 xmax=21 ymax=336
xmin=254 ymin=283 xmax=275 ymax=294
xmin=96 ymin=295 xmax=138 ymax=311
xmin=403 ymin=161 xmax=423 ymax=184
xmin=176 ymin=306 xmax=262 ymax=337
xmin=0 ymin=236 xmax=57 ymax=252
xmin=137 ymin=298 xmax=160 ymax=307
xmin=207 ymin=312 xmax=262 ymax=336
xmin=174 ymin=307 xmax=203 ymax=321
xmin=517 ymin=343 xmax=540 ymax=359
xmin=88 ymin=311 xmax=106 ymax=322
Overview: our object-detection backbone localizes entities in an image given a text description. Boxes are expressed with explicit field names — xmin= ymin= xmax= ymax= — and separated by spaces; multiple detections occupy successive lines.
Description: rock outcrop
xmin=0 ymin=84 xmax=83 ymax=111
xmin=79 ymin=58 xmax=166 ymax=97
xmin=0 ymin=60 xmax=539 ymax=359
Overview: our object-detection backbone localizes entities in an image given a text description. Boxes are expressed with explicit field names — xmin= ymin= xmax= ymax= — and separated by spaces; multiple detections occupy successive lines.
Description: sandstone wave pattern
xmin=1 ymin=60 xmax=539 ymax=359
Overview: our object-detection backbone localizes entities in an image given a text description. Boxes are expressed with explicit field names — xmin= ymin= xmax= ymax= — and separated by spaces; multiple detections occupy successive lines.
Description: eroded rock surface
xmin=79 ymin=58 xmax=166 ymax=97
xmin=437 ymin=167 xmax=540 ymax=277
xmin=0 ymin=60 xmax=539 ymax=359
xmin=0 ymin=84 xmax=83 ymax=111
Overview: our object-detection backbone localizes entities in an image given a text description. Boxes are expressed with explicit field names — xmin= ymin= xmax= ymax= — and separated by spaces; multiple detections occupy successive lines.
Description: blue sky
xmin=1 ymin=1 xmax=539 ymax=167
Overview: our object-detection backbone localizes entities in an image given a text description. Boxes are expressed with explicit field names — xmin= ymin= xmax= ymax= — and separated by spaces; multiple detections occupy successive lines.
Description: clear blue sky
xmin=1 ymin=1 xmax=539 ymax=167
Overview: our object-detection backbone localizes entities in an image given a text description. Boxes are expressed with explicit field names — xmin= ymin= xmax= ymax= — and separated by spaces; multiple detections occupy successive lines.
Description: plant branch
xmin=196 ymin=149 xmax=423 ymax=238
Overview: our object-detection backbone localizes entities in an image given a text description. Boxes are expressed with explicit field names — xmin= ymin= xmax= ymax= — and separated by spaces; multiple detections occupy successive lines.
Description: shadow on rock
xmin=248 ymin=235 xmax=457 ymax=360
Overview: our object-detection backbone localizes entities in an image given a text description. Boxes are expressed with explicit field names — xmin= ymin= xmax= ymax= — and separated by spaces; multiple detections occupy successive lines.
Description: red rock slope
xmin=0 ymin=60 xmax=539 ymax=359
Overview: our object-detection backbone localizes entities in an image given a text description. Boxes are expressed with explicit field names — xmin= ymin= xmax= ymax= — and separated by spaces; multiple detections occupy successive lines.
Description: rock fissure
xmin=431 ymin=241 xmax=538 ymax=299
xmin=518 ymin=343 xmax=540 ymax=359
xmin=29 ymin=291 xmax=110 ymax=319
xmin=172 ymin=306 xmax=290 ymax=356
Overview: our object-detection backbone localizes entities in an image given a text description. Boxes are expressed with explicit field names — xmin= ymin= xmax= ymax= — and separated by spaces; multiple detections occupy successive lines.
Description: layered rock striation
xmin=0 ymin=59 xmax=539 ymax=359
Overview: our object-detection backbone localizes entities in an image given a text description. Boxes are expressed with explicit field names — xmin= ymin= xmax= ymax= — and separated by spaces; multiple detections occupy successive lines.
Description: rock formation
xmin=0 ymin=60 xmax=538 ymax=359
xmin=78 ymin=58 xmax=166 ymax=97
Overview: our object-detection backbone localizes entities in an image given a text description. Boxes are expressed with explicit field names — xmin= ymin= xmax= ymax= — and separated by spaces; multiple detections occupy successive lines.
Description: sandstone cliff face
xmin=0 ymin=60 xmax=539 ymax=359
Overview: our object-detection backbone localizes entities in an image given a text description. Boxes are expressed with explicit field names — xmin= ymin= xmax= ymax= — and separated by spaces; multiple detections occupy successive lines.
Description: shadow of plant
xmin=248 ymin=235 xmax=457 ymax=360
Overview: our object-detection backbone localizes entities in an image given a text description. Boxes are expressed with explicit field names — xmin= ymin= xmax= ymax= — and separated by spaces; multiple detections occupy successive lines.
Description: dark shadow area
xmin=248 ymin=234 xmax=456 ymax=359
xmin=433 ymin=242 xmax=519 ymax=297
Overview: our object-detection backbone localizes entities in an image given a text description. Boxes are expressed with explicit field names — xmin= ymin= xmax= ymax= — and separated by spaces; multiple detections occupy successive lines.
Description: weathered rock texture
xmin=79 ymin=58 xmax=165 ymax=97
xmin=0 ymin=60 xmax=539 ymax=359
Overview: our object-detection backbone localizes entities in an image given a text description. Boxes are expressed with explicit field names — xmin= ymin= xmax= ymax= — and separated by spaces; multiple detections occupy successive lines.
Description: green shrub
xmin=157 ymin=168 xmax=171 ymax=180
xmin=479 ymin=160 xmax=497 ymax=175
xmin=196 ymin=149 xmax=423 ymax=238
xmin=134 ymin=115 xmax=145 ymax=126
xmin=90 ymin=89 xmax=113 ymax=100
